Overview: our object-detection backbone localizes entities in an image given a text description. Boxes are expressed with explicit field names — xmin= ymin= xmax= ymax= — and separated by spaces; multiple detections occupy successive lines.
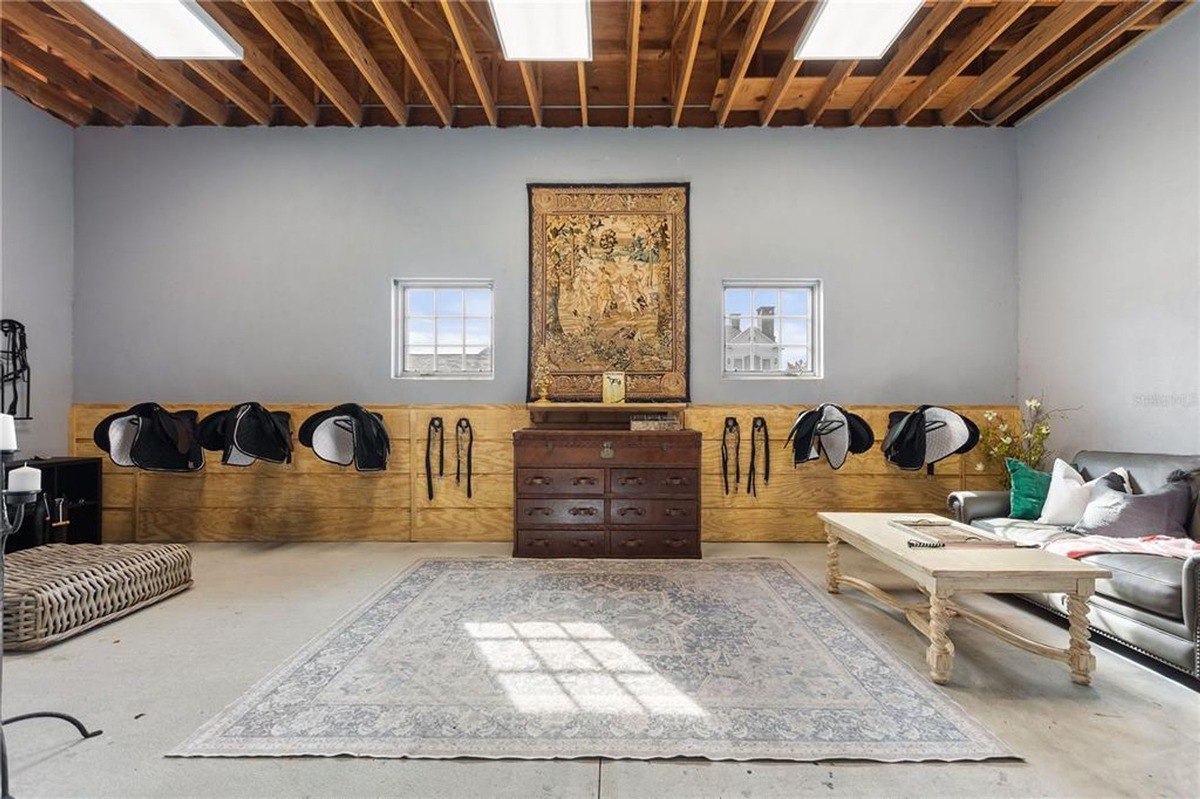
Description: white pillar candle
xmin=6 ymin=465 xmax=41 ymax=493
xmin=0 ymin=414 xmax=16 ymax=451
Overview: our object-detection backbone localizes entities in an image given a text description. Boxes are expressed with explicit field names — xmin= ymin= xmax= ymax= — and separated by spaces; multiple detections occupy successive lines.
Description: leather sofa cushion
xmin=973 ymin=518 xmax=1077 ymax=547
xmin=1082 ymin=553 xmax=1183 ymax=620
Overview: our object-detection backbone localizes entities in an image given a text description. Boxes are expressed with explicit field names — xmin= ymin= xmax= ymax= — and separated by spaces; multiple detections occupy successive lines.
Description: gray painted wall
xmin=1016 ymin=6 xmax=1200 ymax=458
xmin=73 ymin=127 xmax=1018 ymax=407
xmin=0 ymin=91 xmax=74 ymax=456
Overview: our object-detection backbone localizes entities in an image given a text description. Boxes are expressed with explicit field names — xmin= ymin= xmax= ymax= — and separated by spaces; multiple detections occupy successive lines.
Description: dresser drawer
xmin=515 ymin=468 xmax=603 ymax=496
xmin=609 ymin=498 xmax=698 ymax=527
xmin=610 ymin=529 xmax=700 ymax=559
xmin=516 ymin=498 xmax=605 ymax=527
xmin=610 ymin=468 xmax=698 ymax=497
xmin=514 ymin=431 xmax=700 ymax=467
xmin=514 ymin=529 xmax=608 ymax=558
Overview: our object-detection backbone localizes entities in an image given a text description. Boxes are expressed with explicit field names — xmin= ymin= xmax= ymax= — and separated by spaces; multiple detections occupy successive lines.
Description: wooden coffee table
xmin=818 ymin=512 xmax=1111 ymax=686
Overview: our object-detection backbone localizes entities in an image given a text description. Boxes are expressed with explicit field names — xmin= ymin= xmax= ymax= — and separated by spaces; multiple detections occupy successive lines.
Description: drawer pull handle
xmin=525 ymin=507 xmax=554 ymax=516
xmin=525 ymin=476 xmax=552 ymax=485
xmin=665 ymin=508 xmax=688 ymax=518
xmin=573 ymin=538 xmax=595 ymax=547
xmin=572 ymin=476 xmax=598 ymax=486
xmin=619 ymin=476 xmax=646 ymax=486
xmin=569 ymin=507 xmax=598 ymax=517
xmin=529 ymin=539 xmax=552 ymax=547
xmin=621 ymin=539 xmax=644 ymax=547
xmin=663 ymin=476 xmax=687 ymax=486
xmin=618 ymin=507 xmax=646 ymax=517
xmin=665 ymin=538 xmax=687 ymax=548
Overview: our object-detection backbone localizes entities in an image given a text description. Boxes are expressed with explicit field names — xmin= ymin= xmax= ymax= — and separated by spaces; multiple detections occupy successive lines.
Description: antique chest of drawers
xmin=512 ymin=429 xmax=701 ymax=559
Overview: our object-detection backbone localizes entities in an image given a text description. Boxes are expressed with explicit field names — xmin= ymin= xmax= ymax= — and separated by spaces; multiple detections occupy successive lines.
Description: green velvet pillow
xmin=1006 ymin=458 xmax=1051 ymax=520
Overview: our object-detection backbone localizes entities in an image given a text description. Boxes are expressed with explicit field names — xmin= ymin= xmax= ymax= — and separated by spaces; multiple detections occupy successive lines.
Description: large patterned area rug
xmin=173 ymin=558 xmax=1011 ymax=762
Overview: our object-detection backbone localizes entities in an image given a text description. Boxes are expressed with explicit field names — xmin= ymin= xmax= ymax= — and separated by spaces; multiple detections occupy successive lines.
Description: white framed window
xmin=722 ymin=279 xmax=822 ymax=379
xmin=393 ymin=279 xmax=494 ymax=379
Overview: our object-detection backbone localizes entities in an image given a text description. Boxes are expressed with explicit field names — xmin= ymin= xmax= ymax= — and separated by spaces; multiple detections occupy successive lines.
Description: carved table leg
xmin=927 ymin=592 xmax=954 ymax=684
xmin=825 ymin=528 xmax=841 ymax=594
xmin=1067 ymin=593 xmax=1096 ymax=685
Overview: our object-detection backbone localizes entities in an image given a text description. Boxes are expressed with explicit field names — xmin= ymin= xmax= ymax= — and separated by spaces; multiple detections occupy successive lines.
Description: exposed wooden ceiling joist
xmin=0 ymin=26 xmax=135 ymax=124
xmin=673 ymin=0 xmax=709 ymax=126
xmin=241 ymin=0 xmax=362 ymax=125
xmin=374 ymin=0 xmax=453 ymax=126
xmin=0 ymin=0 xmax=183 ymax=124
xmin=849 ymin=0 xmax=966 ymax=125
xmin=940 ymin=1 xmax=1103 ymax=125
xmin=2 ymin=58 xmax=90 ymax=125
xmin=895 ymin=0 xmax=1035 ymax=125
xmin=198 ymin=1 xmax=317 ymax=125
xmin=439 ymin=0 xmax=497 ymax=125
xmin=44 ymin=0 xmax=227 ymax=124
xmin=312 ymin=0 xmax=407 ymax=125
xmin=0 ymin=1 xmax=1189 ymax=129
xmin=716 ymin=0 xmax=774 ymax=126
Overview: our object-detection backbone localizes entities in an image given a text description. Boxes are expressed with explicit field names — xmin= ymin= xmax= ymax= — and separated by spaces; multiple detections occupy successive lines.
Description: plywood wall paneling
xmin=73 ymin=403 xmax=1014 ymax=544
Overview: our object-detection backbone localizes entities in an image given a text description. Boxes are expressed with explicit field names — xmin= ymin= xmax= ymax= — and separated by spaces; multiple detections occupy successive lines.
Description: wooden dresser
xmin=512 ymin=429 xmax=701 ymax=559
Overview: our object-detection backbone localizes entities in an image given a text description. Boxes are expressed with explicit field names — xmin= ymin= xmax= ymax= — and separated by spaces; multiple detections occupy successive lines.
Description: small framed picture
xmin=602 ymin=372 xmax=627 ymax=404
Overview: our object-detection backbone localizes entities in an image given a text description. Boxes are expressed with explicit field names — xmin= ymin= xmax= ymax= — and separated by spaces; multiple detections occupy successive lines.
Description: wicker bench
xmin=3 ymin=543 xmax=192 ymax=651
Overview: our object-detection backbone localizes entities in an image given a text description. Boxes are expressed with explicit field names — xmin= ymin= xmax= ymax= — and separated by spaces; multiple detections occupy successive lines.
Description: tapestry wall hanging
xmin=528 ymin=183 xmax=689 ymax=402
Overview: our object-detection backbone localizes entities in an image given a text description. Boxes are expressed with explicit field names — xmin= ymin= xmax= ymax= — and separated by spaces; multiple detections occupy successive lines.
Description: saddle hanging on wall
xmin=298 ymin=404 xmax=390 ymax=471
xmin=785 ymin=404 xmax=875 ymax=470
xmin=93 ymin=402 xmax=204 ymax=472
xmin=882 ymin=405 xmax=979 ymax=474
xmin=198 ymin=402 xmax=292 ymax=466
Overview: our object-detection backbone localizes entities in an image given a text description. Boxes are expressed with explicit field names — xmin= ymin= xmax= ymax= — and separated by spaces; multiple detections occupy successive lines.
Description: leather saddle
xmin=785 ymin=404 xmax=875 ymax=470
xmin=93 ymin=402 xmax=204 ymax=472
xmin=882 ymin=405 xmax=979 ymax=473
xmin=198 ymin=402 xmax=292 ymax=466
xmin=298 ymin=404 xmax=390 ymax=471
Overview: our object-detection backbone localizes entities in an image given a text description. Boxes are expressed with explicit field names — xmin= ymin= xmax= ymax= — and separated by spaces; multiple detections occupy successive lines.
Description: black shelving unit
xmin=3 ymin=456 xmax=102 ymax=553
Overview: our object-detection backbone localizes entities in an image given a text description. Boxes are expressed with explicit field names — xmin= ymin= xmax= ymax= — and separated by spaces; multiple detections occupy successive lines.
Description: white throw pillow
xmin=1038 ymin=459 xmax=1130 ymax=526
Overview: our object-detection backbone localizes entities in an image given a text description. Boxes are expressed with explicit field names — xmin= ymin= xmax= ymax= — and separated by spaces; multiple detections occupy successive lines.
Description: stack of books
xmin=629 ymin=413 xmax=681 ymax=431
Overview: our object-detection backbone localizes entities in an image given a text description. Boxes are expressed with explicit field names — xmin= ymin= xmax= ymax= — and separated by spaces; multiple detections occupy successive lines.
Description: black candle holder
xmin=0 ymin=451 xmax=101 ymax=799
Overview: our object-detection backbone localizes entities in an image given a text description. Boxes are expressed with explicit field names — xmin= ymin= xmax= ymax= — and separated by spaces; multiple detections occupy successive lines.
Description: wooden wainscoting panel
xmin=138 ymin=508 xmax=410 ymax=542
xmin=73 ymin=402 xmax=1015 ymax=544
xmin=412 ymin=508 xmax=514 ymax=541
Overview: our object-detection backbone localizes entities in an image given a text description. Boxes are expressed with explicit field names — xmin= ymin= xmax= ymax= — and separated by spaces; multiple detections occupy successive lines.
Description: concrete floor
xmin=4 ymin=542 xmax=1197 ymax=799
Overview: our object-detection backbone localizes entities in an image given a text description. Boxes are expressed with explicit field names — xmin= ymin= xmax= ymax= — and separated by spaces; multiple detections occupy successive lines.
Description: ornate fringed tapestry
xmin=527 ymin=184 xmax=690 ymax=402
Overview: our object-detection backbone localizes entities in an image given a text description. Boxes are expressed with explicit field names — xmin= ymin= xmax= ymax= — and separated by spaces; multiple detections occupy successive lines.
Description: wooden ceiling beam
xmin=45 ymin=0 xmax=227 ymax=124
xmin=2 ymin=59 xmax=90 ymax=125
xmin=198 ymin=1 xmax=316 ymax=125
xmin=806 ymin=59 xmax=857 ymax=124
xmin=242 ymin=0 xmax=361 ymax=125
xmin=896 ymin=0 xmax=1033 ymax=125
xmin=718 ymin=1 xmax=754 ymax=41
xmin=984 ymin=1 xmax=1162 ymax=125
xmin=765 ymin=1 xmax=808 ymax=37
xmin=439 ymin=0 xmax=497 ymax=126
xmin=759 ymin=54 xmax=801 ymax=126
xmin=716 ymin=0 xmax=774 ymax=126
xmin=0 ymin=2 xmax=182 ymax=124
xmin=627 ymin=0 xmax=642 ymax=126
xmin=849 ymin=1 xmax=965 ymax=125
xmin=673 ymin=0 xmax=708 ymax=126
xmin=186 ymin=61 xmax=271 ymax=125
xmin=374 ymin=0 xmax=453 ymax=126
xmin=0 ymin=26 xmax=134 ymax=124
xmin=940 ymin=1 xmax=1101 ymax=125
xmin=577 ymin=61 xmax=588 ymax=126
xmin=312 ymin=0 xmax=407 ymax=125
xmin=518 ymin=62 xmax=542 ymax=126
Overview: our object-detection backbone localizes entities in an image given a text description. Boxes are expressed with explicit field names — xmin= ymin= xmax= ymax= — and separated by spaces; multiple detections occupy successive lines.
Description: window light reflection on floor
xmin=463 ymin=621 xmax=705 ymax=717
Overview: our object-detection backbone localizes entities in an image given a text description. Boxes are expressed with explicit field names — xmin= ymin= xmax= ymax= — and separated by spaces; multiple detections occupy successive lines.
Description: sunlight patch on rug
xmin=171 ymin=558 xmax=1012 ymax=761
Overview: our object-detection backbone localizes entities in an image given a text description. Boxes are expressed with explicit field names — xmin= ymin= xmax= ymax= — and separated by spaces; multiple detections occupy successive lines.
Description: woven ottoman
xmin=3 ymin=543 xmax=192 ymax=651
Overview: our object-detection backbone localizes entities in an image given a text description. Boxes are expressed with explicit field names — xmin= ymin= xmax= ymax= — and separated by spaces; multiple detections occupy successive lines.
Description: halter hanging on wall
xmin=1 ymin=320 xmax=31 ymax=420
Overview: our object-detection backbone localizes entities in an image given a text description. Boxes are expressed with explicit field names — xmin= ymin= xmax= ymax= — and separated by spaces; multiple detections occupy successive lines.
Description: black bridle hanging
xmin=747 ymin=416 xmax=770 ymax=496
xmin=455 ymin=417 xmax=473 ymax=499
xmin=721 ymin=417 xmax=741 ymax=495
xmin=426 ymin=417 xmax=445 ymax=501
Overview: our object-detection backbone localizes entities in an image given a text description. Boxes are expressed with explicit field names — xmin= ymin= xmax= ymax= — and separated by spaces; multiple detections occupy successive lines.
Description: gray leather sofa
xmin=948 ymin=451 xmax=1200 ymax=679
